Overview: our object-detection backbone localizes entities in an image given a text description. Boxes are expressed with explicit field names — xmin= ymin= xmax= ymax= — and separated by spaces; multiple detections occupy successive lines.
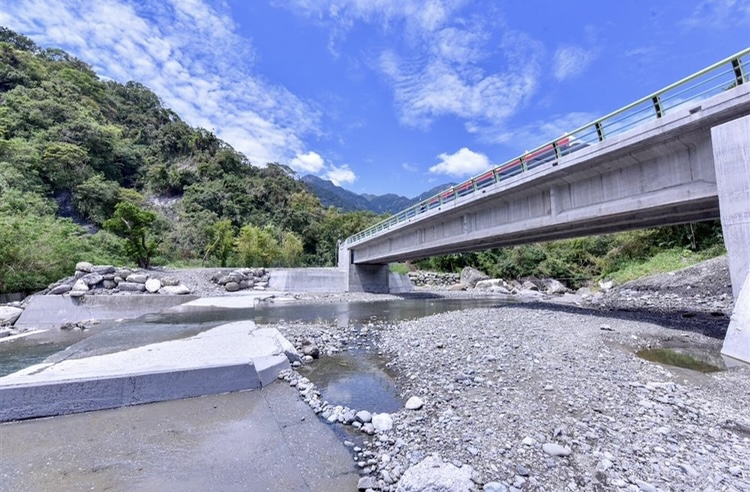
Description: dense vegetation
xmin=416 ymin=221 xmax=725 ymax=288
xmin=0 ymin=28 xmax=380 ymax=294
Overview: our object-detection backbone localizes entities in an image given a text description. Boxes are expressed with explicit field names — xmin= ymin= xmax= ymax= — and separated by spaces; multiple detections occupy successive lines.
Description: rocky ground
xmin=266 ymin=257 xmax=749 ymax=492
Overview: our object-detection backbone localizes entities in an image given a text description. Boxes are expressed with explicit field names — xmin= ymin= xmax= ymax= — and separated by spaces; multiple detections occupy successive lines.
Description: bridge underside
xmin=349 ymin=123 xmax=722 ymax=265
xmin=340 ymin=88 xmax=750 ymax=364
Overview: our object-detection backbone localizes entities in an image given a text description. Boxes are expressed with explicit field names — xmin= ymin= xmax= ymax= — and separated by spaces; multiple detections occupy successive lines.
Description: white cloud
xmin=553 ymin=46 xmax=596 ymax=81
xmin=277 ymin=1 xmax=542 ymax=132
xmin=402 ymin=162 xmax=418 ymax=172
xmin=470 ymin=112 xmax=598 ymax=149
xmin=429 ymin=147 xmax=490 ymax=177
xmin=681 ymin=0 xmax=750 ymax=28
xmin=0 ymin=0 xmax=321 ymax=166
xmin=325 ymin=164 xmax=357 ymax=185
xmin=290 ymin=151 xmax=326 ymax=173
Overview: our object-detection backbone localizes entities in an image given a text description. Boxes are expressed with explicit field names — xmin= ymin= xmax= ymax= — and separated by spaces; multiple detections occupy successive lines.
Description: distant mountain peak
xmin=300 ymin=175 xmax=455 ymax=214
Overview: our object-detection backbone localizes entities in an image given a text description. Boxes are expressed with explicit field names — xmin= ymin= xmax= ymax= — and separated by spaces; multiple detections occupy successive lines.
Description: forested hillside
xmin=0 ymin=28 xmax=380 ymax=294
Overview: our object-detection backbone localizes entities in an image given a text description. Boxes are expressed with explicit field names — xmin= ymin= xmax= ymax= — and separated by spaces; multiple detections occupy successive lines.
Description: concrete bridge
xmin=339 ymin=48 xmax=750 ymax=365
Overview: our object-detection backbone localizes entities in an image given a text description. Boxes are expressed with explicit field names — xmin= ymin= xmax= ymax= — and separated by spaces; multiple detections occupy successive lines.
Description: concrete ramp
xmin=0 ymin=321 xmax=294 ymax=422
xmin=14 ymin=294 xmax=198 ymax=330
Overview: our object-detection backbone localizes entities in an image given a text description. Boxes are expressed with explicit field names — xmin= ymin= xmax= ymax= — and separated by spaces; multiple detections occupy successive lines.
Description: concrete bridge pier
xmin=713 ymin=114 xmax=750 ymax=366
xmin=338 ymin=244 xmax=389 ymax=293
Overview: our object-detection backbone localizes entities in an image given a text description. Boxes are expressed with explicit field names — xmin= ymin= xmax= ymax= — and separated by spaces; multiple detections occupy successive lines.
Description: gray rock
xmin=160 ymin=276 xmax=180 ymax=287
xmin=302 ymin=340 xmax=320 ymax=359
xmin=460 ymin=267 xmax=490 ymax=288
xmin=635 ymin=480 xmax=657 ymax=492
xmin=225 ymin=281 xmax=241 ymax=292
xmin=71 ymin=279 xmax=89 ymax=293
xmin=145 ymin=278 xmax=161 ymax=293
xmin=521 ymin=280 xmax=539 ymax=291
xmin=396 ymin=455 xmax=474 ymax=492
xmin=356 ymin=410 xmax=373 ymax=423
xmin=484 ymin=482 xmax=508 ymax=492
xmin=542 ymin=443 xmax=571 ymax=456
xmin=475 ymin=279 xmax=508 ymax=291
xmin=160 ymin=285 xmax=191 ymax=295
xmin=117 ymin=282 xmax=146 ymax=292
xmin=729 ymin=466 xmax=742 ymax=476
xmin=91 ymin=265 xmax=116 ymax=274
xmin=372 ymin=413 xmax=393 ymax=432
xmin=75 ymin=261 xmax=93 ymax=273
xmin=0 ymin=306 xmax=23 ymax=325
xmin=81 ymin=273 xmax=103 ymax=286
xmin=542 ymin=278 xmax=568 ymax=294
xmin=405 ymin=396 xmax=424 ymax=410
xmin=102 ymin=280 xmax=117 ymax=289
xmin=358 ymin=476 xmax=379 ymax=490
xmin=69 ymin=289 xmax=87 ymax=298
xmin=126 ymin=273 xmax=149 ymax=284
xmin=48 ymin=284 xmax=72 ymax=295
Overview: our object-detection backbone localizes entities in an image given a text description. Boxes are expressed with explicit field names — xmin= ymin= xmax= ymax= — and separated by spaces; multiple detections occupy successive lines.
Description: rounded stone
xmin=405 ymin=396 xmax=424 ymax=410
xmin=225 ymin=281 xmax=240 ymax=292
xmin=145 ymin=278 xmax=162 ymax=293
xmin=75 ymin=261 xmax=93 ymax=273
xmin=542 ymin=443 xmax=571 ymax=457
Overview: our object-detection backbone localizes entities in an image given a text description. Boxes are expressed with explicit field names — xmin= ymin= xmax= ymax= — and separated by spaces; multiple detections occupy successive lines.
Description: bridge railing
xmin=344 ymin=47 xmax=750 ymax=247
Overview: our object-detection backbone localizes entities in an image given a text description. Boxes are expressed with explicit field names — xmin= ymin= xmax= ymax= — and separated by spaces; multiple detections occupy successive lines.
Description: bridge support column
xmin=712 ymin=115 xmax=750 ymax=365
xmin=338 ymin=244 xmax=389 ymax=293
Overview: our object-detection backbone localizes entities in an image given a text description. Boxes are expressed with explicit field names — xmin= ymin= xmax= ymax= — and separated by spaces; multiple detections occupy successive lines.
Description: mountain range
xmin=301 ymin=175 xmax=456 ymax=214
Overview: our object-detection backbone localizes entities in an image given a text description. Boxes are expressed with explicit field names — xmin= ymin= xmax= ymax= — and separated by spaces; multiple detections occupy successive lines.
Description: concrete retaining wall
xmin=14 ymin=295 xmax=198 ymax=330
xmin=269 ymin=268 xmax=346 ymax=292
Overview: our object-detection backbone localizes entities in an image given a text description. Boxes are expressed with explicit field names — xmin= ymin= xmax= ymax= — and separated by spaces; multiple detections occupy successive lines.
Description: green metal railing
xmin=344 ymin=47 xmax=750 ymax=246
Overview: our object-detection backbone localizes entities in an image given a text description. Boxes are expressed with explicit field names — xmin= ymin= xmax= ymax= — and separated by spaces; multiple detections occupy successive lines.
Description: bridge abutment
xmin=338 ymin=244 xmax=389 ymax=293
xmin=712 ymin=114 xmax=750 ymax=365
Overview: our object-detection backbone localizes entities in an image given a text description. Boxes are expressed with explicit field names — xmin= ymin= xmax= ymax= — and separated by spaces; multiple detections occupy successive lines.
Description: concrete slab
xmin=0 ymin=382 xmax=360 ymax=492
xmin=0 ymin=321 xmax=292 ymax=422
xmin=180 ymin=293 xmax=280 ymax=309
xmin=14 ymin=294 xmax=199 ymax=330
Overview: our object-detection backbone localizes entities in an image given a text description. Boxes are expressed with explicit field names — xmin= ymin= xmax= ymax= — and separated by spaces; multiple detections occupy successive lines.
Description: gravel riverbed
xmin=272 ymin=290 xmax=749 ymax=491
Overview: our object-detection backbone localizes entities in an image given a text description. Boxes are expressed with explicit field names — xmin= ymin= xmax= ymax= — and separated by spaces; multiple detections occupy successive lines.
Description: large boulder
xmin=0 ymin=306 xmax=23 ymax=325
xmin=81 ymin=273 xmax=104 ymax=286
xmin=126 ymin=273 xmax=149 ymax=284
xmin=542 ymin=278 xmax=568 ymax=294
xmin=92 ymin=265 xmax=116 ymax=275
xmin=475 ymin=279 xmax=511 ymax=294
xmin=160 ymin=285 xmax=191 ymax=295
xmin=145 ymin=278 xmax=162 ymax=293
xmin=75 ymin=261 xmax=93 ymax=273
xmin=118 ymin=282 xmax=146 ymax=292
xmin=48 ymin=284 xmax=72 ymax=295
xmin=396 ymin=455 xmax=474 ymax=492
xmin=460 ymin=267 xmax=489 ymax=288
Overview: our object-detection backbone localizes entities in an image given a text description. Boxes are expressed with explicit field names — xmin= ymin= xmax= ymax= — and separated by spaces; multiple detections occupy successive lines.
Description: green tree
xmin=235 ymin=224 xmax=280 ymax=267
xmin=280 ymin=231 xmax=304 ymax=267
xmin=205 ymin=219 xmax=235 ymax=267
xmin=103 ymin=202 xmax=160 ymax=268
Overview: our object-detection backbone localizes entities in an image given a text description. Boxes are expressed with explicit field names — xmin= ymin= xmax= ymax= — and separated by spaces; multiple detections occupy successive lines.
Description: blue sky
xmin=2 ymin=0 xmax=749 ymax=197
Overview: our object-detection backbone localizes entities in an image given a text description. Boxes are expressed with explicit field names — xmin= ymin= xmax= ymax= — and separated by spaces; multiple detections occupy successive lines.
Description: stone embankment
xmin=0 ymin=262 xmax=272 ymax=338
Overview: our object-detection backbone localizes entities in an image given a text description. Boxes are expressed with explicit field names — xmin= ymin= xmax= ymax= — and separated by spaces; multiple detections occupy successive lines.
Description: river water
xmin=0 ymin=297 xmax=509 ymax=412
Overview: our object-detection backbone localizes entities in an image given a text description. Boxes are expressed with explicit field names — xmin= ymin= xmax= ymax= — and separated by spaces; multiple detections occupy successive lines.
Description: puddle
xmin=296 ymin=353 xmax=402 ymax=414
xmin=636 ymin=346 xmax=725 ymax=373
